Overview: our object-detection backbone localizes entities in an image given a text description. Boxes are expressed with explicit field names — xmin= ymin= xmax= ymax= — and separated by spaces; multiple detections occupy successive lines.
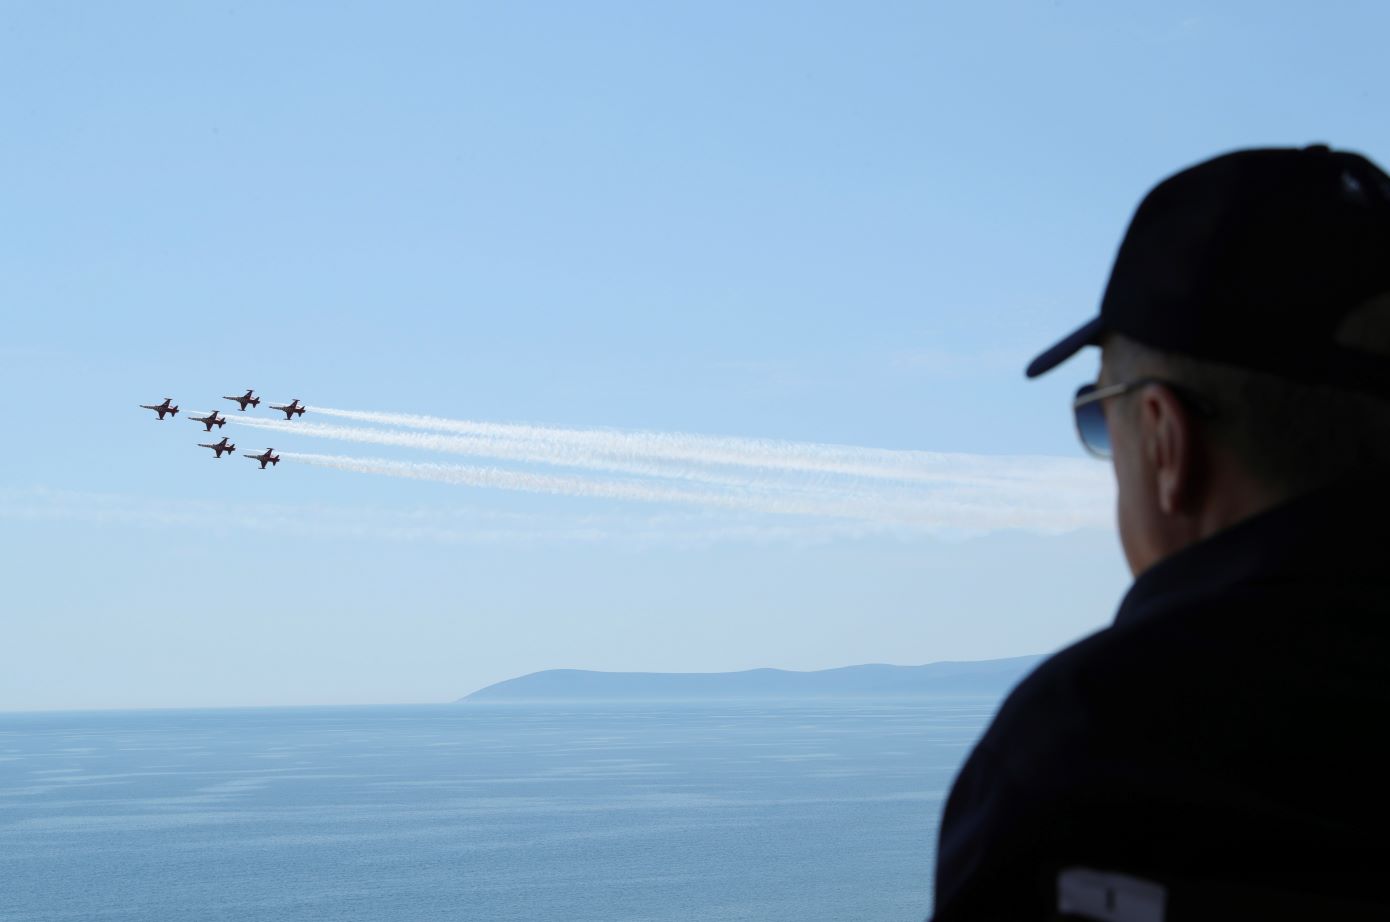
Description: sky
xmin=3 ymin=1 xmax=1388 ymax=710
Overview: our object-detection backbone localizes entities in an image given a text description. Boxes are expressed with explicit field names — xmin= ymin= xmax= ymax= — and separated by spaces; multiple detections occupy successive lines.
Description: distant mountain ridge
xmin=458 ymin=654 xmax=1046 ymax=702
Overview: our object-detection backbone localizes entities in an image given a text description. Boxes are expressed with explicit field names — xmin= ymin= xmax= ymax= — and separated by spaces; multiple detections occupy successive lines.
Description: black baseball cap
xmin=1026 ymin=144 xmax=1390 ymax=394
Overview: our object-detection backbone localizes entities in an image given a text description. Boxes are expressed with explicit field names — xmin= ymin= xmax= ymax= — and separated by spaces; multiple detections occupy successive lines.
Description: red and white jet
xmin=223 ymin=389 xmax=261 ymax=411
xmin=199 ymin=437 xmax=237 ymax=458
xmin=140 ymin=398 xmax=179 ymax=420
xmin=269 ymin=399 xmax=306 ymax=420
xmin=244 ymin=447 xmax=280 ymax=469
xmin=189 ymin=410 xmax=228 ymax=432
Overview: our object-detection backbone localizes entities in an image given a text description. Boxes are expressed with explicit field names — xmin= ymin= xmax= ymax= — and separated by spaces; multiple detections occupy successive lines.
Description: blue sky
xmin=3 ymin=1 xmax=1387 ymax=709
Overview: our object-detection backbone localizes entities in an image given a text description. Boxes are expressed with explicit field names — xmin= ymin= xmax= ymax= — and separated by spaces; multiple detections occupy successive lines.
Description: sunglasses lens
xmin=1074 ymin=396 xmax=1111 ymax=458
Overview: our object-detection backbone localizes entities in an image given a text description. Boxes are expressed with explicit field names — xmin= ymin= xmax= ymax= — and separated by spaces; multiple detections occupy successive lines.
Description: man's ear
xmin=1139 ymin=385 xmax=1196 ymax=515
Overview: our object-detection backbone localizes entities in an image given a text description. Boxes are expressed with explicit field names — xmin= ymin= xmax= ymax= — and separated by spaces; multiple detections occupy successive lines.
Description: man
xmin=931 ymin=145 xmax=1390 ymax=921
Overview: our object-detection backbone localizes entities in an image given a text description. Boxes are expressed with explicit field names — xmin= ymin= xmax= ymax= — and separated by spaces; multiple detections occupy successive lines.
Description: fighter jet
xmin=269 ymin=398 xmax=306 ymax=420
xmin=244 ymin=447 xmax=280 ymax=469
xmin=189 ymin=410 xmax=228 ymax=432
xmin=223 ymin=389 xmax=261 ymax=411
xmin=199 ymin=437 xmax=237 ymax=458
xmin=140 ymin=398 xmax=179 ymax=420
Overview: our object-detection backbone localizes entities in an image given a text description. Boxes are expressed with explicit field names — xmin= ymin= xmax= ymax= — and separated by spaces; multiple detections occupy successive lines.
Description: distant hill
xmin=458 ymin=654 xmax=1046 ymax=702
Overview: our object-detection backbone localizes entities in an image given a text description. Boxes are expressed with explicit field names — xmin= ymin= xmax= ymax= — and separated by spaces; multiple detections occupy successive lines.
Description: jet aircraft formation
xmin=140 ymin=388 xmax=303 ymax=470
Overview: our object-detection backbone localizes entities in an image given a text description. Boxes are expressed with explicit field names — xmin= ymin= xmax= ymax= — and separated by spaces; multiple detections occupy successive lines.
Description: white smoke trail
xmin=229 ymin=417 xmax=778 ymax=489
xmin=231 ymin=416 xmax=1111 ymax=522
xmin=238 ymin=413 xmax=1106 ymax=500
xmin=305 ymin=406 xmax=1097 ymax=490
xmin=281 ymin=452 xmax=1111 ymax=532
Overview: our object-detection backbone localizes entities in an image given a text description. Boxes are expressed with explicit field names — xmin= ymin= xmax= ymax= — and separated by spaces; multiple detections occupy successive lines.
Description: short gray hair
xmin=1103 ymin=300 xmax=1390 ymax=495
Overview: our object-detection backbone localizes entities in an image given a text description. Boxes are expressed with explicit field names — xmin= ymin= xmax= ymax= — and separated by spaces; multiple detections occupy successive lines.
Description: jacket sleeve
xmin=931 ymin=660 xmax=1095 ymax=921
xmin=932 ymin=729 xmax=1057 ymax=918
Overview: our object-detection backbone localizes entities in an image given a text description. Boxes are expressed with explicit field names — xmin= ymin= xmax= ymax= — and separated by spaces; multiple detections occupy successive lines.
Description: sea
xmin=0 ymin=699 xmax=999 ymax=921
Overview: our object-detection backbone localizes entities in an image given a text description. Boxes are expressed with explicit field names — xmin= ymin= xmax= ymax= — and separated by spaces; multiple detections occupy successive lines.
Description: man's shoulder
xmin=984 ymin=619 xmax=1160 ymax=756
xmin=997 ymin=569 xmax=1390 ymax=750
xmin=930 ymin=626 xmax=1166 ymax=919
xmin=963 ymin=573 xmax=1390 ymax=838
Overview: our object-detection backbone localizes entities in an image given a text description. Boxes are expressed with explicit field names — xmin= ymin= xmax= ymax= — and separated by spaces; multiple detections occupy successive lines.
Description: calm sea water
xmin=0 ymin=699 xmax=998 ymax=921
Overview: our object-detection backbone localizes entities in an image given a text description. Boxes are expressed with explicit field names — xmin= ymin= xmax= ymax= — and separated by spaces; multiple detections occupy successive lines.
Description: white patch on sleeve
xmin=1057 ymin=867 xmax=1167 ymax=922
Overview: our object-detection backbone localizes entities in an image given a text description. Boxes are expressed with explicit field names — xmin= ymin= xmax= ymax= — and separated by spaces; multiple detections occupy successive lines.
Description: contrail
xmin=238 ymin=412 xmax=1105 ymax=498
xmin=225 ymin=408 xmax=1113 ymax=532
xmin=229 ymin=416 xmax=1111 ymax=519
xmin=281 ymin=452 xmax=1111 ymax=532
xmin=304 ymin=406 xmax=1094 ymax=488
xmin=229 ymin=417 xmax=780 ymax=489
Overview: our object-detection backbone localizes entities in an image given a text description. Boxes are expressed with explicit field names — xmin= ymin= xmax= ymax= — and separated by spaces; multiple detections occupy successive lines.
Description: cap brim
xmin=1025 ymin=317 xmax=1105 ymax=378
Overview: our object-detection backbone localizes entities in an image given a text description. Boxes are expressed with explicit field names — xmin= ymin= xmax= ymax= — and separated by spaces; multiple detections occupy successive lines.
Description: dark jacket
xmin=931 ymin=470 xmax=1390 ymax=921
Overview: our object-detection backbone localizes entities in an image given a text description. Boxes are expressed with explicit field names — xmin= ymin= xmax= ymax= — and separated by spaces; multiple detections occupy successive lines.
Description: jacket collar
xmin=1113 ymin=467 xmax=1390 ymax=628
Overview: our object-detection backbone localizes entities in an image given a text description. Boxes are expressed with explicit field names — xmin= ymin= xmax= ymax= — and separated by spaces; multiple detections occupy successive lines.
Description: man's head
xmin=1027 ymin=145 xmax=1390 ymax=576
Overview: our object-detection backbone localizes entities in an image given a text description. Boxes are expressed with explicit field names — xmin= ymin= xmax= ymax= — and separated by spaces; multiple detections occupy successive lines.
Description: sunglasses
xmin=1072 ymin=378 xmax=1212 ymax=459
